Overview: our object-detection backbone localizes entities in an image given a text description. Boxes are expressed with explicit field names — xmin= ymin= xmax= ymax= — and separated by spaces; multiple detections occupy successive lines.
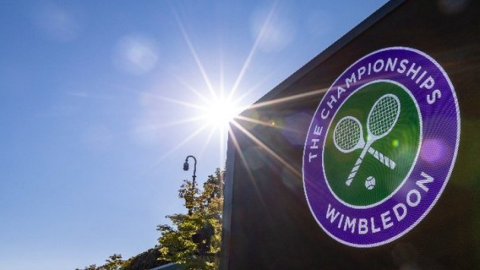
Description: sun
xmin=202 ymin=95 xmax=243 ymax=131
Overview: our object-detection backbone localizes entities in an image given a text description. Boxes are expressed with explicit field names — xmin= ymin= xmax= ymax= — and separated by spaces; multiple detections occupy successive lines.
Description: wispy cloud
xmin=113 ymin=35 xmax=159 ymax=75
xmin=32 ymin=3 xmax=82 ymax=42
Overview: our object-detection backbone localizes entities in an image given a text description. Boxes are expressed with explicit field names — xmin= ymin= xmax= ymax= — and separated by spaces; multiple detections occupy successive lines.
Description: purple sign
xmin=303 ymin=47 xmax=460 ymax=247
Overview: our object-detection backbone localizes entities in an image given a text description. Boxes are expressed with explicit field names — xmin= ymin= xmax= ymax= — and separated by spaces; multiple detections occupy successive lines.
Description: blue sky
xmin=0 ymin=1 xmax=387 ymax=269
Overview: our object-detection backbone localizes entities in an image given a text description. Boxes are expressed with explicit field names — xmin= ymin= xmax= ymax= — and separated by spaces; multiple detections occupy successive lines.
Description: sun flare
xmin=202 ymin=96 xmax=243 ymax=130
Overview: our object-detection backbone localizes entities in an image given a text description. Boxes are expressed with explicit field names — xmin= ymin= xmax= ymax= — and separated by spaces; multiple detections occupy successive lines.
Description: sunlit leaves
xmin=157 ymin=169 xmax=224 ymax=270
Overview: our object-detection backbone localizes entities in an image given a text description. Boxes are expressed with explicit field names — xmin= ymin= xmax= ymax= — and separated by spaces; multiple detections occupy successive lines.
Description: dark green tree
xmin=104 ymin=254 xmax=124 ymax=270
xmin=76 ymin=254 xmax=125 ymax=270
xmin=157 ymin=168 xmax=224 ymax=270
xmin=76 ymin=265 xmax=98 ymax=270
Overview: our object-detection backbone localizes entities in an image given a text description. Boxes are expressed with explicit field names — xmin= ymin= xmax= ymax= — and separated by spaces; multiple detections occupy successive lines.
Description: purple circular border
xmin=302 ymin=47 xmax=460 ymax=247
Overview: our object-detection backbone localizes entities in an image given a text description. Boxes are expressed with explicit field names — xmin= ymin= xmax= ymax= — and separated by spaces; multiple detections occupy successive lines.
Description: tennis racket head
xmin=333 ymin=116 xmax=364 ymax=153
xmin=367 ymin=94 xmax=401 ymax=139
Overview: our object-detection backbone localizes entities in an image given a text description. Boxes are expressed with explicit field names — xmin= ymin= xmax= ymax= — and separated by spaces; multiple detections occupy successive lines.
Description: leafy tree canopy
xmin=77 ymin=168 xmax=224 ymax=270
xmin=76 ymin=254 xmax=124 ymax=270
xmin=157 ymin=168 xmax=224 ymax=270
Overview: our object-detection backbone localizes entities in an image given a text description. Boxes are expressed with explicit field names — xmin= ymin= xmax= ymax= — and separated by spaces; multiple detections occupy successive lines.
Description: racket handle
xmin=346 ymin=156 xmax=363 ymax=186
xmin=367 ymin=147 xmax=396 ymax=169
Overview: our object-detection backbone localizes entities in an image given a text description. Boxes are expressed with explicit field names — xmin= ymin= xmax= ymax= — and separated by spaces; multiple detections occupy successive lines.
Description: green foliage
xmin=76 ymin=254 xmax=125 ymax=270
xmin=157 ymin=168 xmax=224 ymax=270
xmin=76 ymin=265 xmax=98 ymax=270
xmin=124 ymin=248 xmax=167 ymax=270
xmin=77 ymin=168 xmax=224 ymax=270
xmin=104 ymin=254 xmax=124 ymax=270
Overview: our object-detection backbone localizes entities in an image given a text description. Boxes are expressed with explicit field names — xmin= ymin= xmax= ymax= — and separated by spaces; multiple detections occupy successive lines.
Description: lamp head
xmin=183 ymin=160 xmax=189 ymax=171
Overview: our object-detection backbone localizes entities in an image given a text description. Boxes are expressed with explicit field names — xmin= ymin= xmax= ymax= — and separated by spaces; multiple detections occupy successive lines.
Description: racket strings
xmin=369 ymin=96 xmax=399 ymax=136
xmin=334 ymin=118 xmax=361 ymax=151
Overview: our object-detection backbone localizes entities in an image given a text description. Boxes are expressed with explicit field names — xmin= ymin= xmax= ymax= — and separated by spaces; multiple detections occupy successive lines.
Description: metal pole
xmin=185 ymin=155 xmax=197 ymax=188
xmin=183 ymin=155 xmax=197 ymax=215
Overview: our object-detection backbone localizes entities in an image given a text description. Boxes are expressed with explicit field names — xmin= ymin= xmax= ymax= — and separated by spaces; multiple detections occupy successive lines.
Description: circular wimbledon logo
xmin=303 ymin=47 xmax=460 ymax=247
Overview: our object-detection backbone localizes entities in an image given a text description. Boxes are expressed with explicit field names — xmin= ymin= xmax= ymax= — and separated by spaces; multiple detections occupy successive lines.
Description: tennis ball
xmin=365 ymin=176 xmax=376 ymax=190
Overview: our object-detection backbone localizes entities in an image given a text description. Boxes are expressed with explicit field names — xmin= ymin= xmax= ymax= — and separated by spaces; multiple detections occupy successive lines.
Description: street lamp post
xmin=183 ymin=155 xmax=197 ymax=215
xmin=183 ymin=155 xmax=197 ymax=187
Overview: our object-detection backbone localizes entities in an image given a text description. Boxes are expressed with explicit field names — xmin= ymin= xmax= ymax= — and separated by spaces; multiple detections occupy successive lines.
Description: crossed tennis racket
xmin=333 ymin=94 xmax=401 ymax=186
